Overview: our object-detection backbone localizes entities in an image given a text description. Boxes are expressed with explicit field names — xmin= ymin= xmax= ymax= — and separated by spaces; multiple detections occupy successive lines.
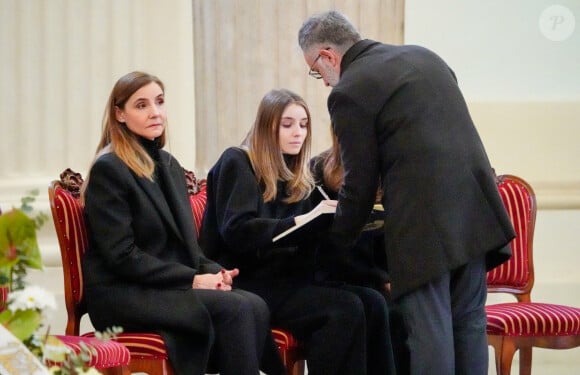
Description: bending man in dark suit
xmin=298 ymin=10 xmax=515 ymax=375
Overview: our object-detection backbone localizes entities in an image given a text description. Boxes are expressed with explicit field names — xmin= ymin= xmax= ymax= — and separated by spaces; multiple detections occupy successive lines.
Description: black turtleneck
xmin=138 ymin=136 xmax=170 ymax=196
xmin=138 ymin=136 xmax=161 ymax=162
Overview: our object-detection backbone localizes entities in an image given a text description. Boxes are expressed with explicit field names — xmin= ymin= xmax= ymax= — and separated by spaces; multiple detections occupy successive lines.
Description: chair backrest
xmin=48 ymin=168 xmax=88 ymax=336
xmin=0 ymin=285 xmax=9 ymax=312
xmin=486 ymin=174 xmax=536 ymax=302
xmin=184 ymin=169 xmax=207 ymax=235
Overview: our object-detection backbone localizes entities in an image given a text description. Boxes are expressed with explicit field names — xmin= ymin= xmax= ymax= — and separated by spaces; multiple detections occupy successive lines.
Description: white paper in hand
xmin=272 ymin=201 xmax=336 ymax=242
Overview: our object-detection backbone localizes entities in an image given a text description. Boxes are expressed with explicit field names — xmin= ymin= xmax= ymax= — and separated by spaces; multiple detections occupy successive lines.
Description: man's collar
xmin=341 ymin=39 xmax=381 ymax=72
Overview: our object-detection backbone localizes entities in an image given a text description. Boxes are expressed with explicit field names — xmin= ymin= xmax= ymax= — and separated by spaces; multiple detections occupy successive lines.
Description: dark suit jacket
xmin=327 ymin=39 xmax=515 ymax=299
xmin=83 ymin=150 xmax=222 ymax=374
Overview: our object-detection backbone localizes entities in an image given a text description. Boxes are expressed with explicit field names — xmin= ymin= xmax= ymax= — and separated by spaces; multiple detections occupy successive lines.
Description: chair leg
xmin=489 ymin=334 xmax=518 ymax=375
xmin=518 ymin=347 xmax=532 ymax=375
xmin=498 ymin=338 xmax=517 ymax=375
xmin=290 ymin=359 xmax=305 ymax=375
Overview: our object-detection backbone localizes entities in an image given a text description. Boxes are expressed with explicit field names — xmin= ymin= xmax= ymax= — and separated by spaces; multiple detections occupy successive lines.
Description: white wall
xmin=406 ymin=1 xmax=580 ymax=205
xmin=405 ymin=0 xmax=580 ymax=101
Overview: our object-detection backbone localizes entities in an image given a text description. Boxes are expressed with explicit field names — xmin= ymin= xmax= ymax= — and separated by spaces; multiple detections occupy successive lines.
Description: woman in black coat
xmin=82 ymin=71 xmax=283 ymax=375
xmin=200 ymin=88 xmax=395 ymax=375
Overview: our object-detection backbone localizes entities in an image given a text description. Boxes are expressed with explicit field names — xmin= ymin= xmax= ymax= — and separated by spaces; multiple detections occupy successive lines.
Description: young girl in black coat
xmin=201 ymin=88 xmax=395 ymax=375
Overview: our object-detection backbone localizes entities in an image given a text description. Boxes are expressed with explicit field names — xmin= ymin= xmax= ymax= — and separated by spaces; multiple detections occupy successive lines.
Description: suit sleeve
xmin=85 ymin=158 xmax=197 ymax=288
xmin=328 ymin=91 xmax=380 ymax=252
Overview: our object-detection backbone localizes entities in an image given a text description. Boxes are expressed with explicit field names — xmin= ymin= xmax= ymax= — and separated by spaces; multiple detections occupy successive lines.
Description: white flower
xmin=43 ymin=335 xmax=72 ymax=363
xmin=8 ymin=285 xmax=57 ymax=312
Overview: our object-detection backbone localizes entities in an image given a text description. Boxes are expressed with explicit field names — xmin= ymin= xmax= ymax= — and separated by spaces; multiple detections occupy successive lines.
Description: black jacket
xmin=327 ymin=40 xmax=514 ymax=299
xmin=83 ymin=148 xmax=222 ymax=374
xmin=200 ymin=147 xmax=327 ymax=309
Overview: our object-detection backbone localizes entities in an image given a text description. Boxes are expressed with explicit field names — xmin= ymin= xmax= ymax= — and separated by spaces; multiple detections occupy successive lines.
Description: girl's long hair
xmin=319 ymin=130 xmax=343 ymax=192
xmin=242 ymin=89 xmax=314 ymax=203
xmin=318 ymin=128 xmax=382 ymax=202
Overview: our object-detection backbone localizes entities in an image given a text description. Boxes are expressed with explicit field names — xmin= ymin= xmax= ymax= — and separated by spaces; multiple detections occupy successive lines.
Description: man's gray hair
xmin=298 ymin=10 xmax=361 ymax=55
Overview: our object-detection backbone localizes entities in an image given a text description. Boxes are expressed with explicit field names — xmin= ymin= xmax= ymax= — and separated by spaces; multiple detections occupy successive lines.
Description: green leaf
xmin=0 ymin=308 xmax=42 ymax=341
xmin=0 ymin=308 xmax=11 ymax=324
xmin=0 ymin=265 xmax=11 ymax=285
xmin=0 ymin=209 xmax=43 ymax=271
xmin=19 ymin=189 xmax=40 ymax=214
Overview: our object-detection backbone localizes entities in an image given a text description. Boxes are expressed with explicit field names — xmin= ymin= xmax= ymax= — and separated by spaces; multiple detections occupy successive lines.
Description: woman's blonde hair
xmin=242 ymin=89 xmax=314 ymax=203
xmin=81 ymin=71 xmax=166 ymax=201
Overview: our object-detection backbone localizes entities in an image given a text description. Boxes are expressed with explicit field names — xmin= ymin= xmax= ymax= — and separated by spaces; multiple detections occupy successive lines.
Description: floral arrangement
xmin=0 ymin=190 xmax=111 ymax=375
xmin=0 ymin=285 xmax=57 ymax=358
xmin=0 ymin=189 xmax=47 ymax=290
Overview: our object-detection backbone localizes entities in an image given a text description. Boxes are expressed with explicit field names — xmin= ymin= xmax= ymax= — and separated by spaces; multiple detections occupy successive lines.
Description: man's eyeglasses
xmin=308 ymin=48 xmax=330 ymax=79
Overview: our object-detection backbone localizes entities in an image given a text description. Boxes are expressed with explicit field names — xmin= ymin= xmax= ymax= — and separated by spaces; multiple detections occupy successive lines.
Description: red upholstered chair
xmin=486 ymin=174 xmax=580 ymax=375
xmin=49 ymin=168 xmax=174 ymax=375
xmin=184 ymin=169 xmax=307 ymax=375
xmin=184 ymin=168 xmax=207 ymax=237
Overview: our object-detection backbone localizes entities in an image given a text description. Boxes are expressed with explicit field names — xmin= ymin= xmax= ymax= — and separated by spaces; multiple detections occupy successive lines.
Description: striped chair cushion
xmin=83 ymin=332 xmax=170 ymax=360
xmin=50 ymin=334 xmax=131 ymax=369
xmin=486 ymin=176 xmax=532 ymax=288
xmin=486 ymin=302 xmax=580 ymax=336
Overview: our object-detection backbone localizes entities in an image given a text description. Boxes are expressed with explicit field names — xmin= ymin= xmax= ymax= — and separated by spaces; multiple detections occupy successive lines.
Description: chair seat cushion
xmin=51 ymin=334 xmax=130 ymax=369
xmin=83 ymin=332 xmax=169 ymax=360
xmin=486 ymin=302 xmax=580 ymax=336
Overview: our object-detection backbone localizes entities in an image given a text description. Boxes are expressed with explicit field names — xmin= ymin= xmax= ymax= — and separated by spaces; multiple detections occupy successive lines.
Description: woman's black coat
xmin=83 ymin=149 xmax=222 ymax=375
